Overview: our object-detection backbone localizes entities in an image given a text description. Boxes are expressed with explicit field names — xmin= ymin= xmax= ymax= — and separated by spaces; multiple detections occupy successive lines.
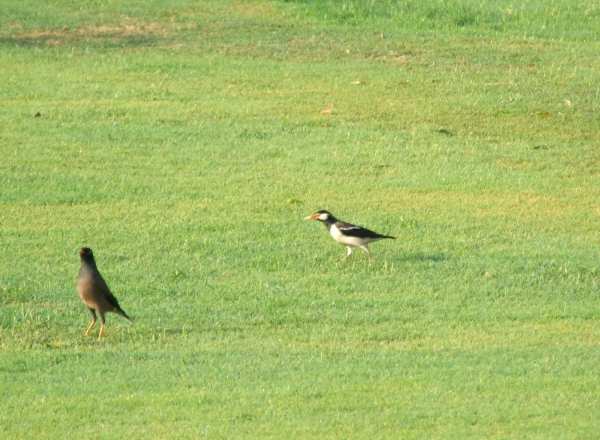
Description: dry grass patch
xmin=1 ymin=17 xmax=186 ymax=47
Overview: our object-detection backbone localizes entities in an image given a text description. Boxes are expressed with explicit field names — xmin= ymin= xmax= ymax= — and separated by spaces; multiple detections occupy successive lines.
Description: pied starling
xmin=304 ymin=210 xmax=395 ymax=260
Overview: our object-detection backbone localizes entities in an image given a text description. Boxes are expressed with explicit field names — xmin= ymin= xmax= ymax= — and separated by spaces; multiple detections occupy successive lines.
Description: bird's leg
xmin=360 ymin=245 xmax=372 ymax=260
xmin=343 ymin=246 xmax=353 ymax=259
xmin=98 ymin=314 xmax=106 ymax=339
xmin=84 ymin=320 xmax=96 ymax=336
xmin=84 ymin=309 xmax=97 ymax=336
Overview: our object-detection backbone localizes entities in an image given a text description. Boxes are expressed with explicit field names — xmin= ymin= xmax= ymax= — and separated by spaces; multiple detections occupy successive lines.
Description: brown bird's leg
xmin=84 ymin=308 xmax=97 ymax=336
xmin=98 ymin=313 xmax=106 ymax=339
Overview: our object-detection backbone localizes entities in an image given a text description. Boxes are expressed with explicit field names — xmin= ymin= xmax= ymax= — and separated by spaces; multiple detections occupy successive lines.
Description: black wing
xmin=337 ymin=221 xmax=395 ymax=239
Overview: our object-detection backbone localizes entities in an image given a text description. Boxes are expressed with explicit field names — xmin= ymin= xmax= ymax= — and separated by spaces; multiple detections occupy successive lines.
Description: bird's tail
xmin=117 ymin=308 xmax=134 ymax=324
xmin=384 ymin=235 xmax=396 ymax=239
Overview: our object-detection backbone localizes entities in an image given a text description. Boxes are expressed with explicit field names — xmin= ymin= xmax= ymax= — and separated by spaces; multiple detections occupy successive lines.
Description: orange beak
xmin=304 ymin=214 xmax=320 ymax=220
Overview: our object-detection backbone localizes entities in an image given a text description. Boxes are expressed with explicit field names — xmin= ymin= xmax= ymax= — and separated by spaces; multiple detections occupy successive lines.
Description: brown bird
xmin=77 ymin=247 xmax=133 ymax=339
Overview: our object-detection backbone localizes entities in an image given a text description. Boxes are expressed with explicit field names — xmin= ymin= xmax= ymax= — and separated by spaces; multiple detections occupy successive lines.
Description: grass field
xmin=1 ymin=0 xmax=599 ymax=437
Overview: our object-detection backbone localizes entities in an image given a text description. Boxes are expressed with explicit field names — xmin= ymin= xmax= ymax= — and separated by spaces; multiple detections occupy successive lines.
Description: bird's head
xmin=79 ymin=247 xmax=93 ymax=256
xmin=304 ymin=210 xmax=333 ymax=222
xmin=78 ymin=247 xmax=94 ymax=260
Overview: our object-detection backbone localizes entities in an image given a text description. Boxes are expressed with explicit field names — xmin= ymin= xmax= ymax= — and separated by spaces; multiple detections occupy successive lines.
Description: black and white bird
xmin=304 ymin=210 xmax=395 ymax=259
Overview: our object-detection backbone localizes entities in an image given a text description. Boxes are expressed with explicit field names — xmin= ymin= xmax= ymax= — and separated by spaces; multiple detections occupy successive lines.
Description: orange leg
xmin=84 ymin=319 xmax=96 ymax=336
xmin=85 ymin=309 xmax=97 ymax=336
xmin=98 ymin=323 xmax=105 ymax=339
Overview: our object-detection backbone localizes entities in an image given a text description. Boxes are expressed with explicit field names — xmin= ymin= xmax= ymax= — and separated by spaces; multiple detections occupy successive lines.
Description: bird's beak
xmin=78 ymin=249 xmax=84 ymax=254
xmin=304 ymin=214 xmax=319 ymax=220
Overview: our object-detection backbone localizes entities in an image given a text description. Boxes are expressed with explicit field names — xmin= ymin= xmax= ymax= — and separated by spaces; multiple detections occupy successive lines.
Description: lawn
xmin=1 ymin=0 xmax=599 ymax=438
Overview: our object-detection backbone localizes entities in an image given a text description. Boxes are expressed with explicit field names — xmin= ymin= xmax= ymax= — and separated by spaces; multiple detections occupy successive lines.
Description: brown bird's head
xmin=78 ymin=247 xmax=96 ymax=264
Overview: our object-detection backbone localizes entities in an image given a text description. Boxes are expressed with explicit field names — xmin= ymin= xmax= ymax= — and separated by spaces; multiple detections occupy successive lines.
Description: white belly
xmin=330 ymin=225 xmax=367 ymax=247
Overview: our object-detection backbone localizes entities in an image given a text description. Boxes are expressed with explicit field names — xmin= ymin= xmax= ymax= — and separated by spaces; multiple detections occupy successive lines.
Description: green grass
xmin=1 ymin=0 xmax=599 ymax=437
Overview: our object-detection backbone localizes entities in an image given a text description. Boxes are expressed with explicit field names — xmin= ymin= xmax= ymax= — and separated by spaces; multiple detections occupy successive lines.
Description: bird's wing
xmin=337 ymin=222 xmax=387 ymax=239
xmin=93 ymin=273 xmax=123 ymax=309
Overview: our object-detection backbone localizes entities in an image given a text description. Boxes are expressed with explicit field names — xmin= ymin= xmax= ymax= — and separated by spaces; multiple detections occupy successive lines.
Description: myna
xmin=77 ymin=247 xmax=132 ymax=338
xmin=304 ymin=210 xmax=395 ymax=259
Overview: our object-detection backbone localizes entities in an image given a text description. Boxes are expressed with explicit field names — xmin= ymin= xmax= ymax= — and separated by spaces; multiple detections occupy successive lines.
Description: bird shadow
xmin=392 ymin=252 xmax=447 ymax=263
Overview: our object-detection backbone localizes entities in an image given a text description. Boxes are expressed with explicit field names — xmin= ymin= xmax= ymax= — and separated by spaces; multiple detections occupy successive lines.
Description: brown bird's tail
xmin=116 ymin=308 xmax=133 ymax=324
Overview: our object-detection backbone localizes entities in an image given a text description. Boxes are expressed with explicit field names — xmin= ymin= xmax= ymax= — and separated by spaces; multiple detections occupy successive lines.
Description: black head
xmin=78 ymin=247 xmax=95 ymax=261
xmin=304 ymin=210 xmax=334 ymax=222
